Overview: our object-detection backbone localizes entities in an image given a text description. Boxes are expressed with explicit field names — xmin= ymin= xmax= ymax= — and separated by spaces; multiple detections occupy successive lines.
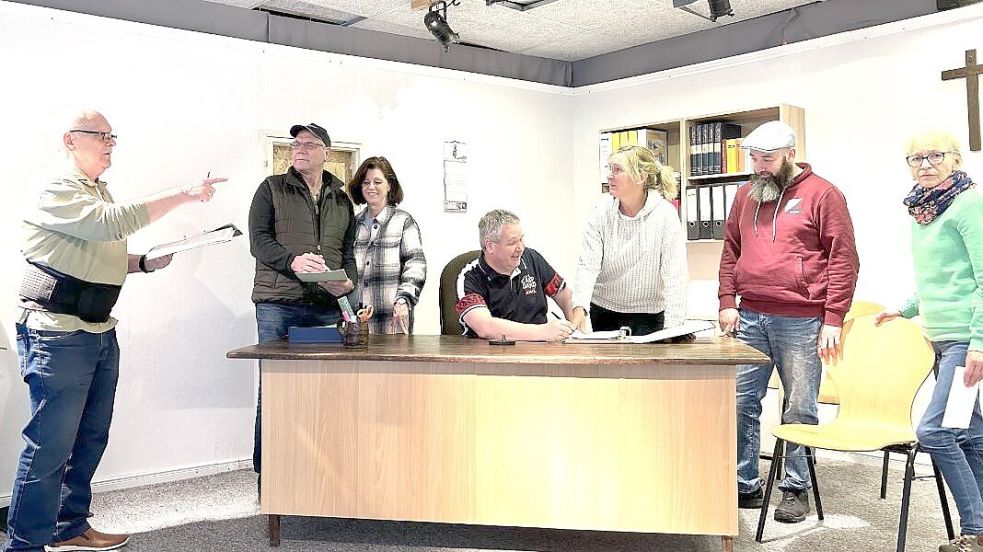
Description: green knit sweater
xmin=899 ymin=187 xmax=983 ymax=351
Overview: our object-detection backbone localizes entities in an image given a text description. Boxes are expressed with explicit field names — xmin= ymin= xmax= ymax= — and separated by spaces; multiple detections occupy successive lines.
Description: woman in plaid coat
xmin=347 ymin=156 xmax=427 ymax=334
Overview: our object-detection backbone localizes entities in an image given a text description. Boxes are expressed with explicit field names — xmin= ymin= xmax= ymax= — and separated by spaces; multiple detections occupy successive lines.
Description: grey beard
xmin=748 ymin=159 xmax=795 ymax=203
xmin=749 ymin=179 xmax=784 ymax=203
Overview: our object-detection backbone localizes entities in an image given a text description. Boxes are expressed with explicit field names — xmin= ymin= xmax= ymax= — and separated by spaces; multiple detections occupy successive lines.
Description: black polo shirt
xmin=454 ymin=248 xmax=566 ymax=337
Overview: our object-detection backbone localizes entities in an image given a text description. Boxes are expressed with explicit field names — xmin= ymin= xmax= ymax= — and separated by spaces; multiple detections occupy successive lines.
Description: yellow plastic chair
xmin=764 ymin=301 xmax=886 ymax=480
xmin=755 ymin=315 xmax=953 ymax=552
xmin=816 ymin=301 xmax=909 ymax=499
xmin=817 ymin=300 xmax=886 ymax=403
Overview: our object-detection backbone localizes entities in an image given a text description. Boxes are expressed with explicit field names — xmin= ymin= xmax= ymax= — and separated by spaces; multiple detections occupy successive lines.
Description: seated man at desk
xmin=454 ymin=209 xmax=576 ymax=341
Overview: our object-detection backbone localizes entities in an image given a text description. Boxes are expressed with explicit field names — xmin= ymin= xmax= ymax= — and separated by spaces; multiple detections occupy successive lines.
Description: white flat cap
xmin=742 ymin=121 xmax=796 ymax=152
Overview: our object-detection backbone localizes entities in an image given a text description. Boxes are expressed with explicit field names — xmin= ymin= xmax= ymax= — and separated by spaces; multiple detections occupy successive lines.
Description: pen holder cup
xmin=342 ymin=321 xmax=369 ymax=348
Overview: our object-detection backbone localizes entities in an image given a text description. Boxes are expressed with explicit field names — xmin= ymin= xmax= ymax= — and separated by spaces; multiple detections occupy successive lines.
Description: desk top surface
xmin=227 ymin=335 xmax=769 ymax=366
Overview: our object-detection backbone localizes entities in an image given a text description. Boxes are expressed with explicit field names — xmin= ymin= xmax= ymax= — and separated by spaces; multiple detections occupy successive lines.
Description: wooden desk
xmin=227 ymin=335 xmax=768 ymax=550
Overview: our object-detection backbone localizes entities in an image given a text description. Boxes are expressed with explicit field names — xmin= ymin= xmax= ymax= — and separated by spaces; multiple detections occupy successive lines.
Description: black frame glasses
xmin=906 ymin=151 xmax=956 ymax=168
xmin=70 ymin=129 xmax=117 ymax=141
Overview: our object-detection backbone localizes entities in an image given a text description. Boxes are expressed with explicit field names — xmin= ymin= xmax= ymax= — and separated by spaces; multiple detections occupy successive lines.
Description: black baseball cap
xmin=289 ymin=123 xmax=331 ymax=148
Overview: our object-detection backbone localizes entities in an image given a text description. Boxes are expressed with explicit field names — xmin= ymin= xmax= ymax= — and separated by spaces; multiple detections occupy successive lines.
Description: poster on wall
xmin=443 ymin=141 xmax=468 ymax=212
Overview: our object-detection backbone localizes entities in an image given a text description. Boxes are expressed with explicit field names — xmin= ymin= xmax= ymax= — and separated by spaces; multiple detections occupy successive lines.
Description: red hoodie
xmin=718 ymin=163 xmax=859 ymax=327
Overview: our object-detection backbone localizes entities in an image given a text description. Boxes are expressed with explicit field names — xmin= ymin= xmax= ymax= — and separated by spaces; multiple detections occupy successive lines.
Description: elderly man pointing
xmin=4 ymin=110 xmax=225 ymax=552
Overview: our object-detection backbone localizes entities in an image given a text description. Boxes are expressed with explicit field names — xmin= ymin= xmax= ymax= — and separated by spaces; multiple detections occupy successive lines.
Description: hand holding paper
xmin=942 ymin=366 xmax=980 ymax=429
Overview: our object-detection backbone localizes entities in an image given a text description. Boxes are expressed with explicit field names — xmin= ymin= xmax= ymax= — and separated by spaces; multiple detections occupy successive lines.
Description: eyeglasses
xmin=290 ymin=141 xmax=325 ymax=151
xmin=70 ymin=129 xmax=117 ymax=142
xmin=906 ymin=151 xmax=956 ymax=168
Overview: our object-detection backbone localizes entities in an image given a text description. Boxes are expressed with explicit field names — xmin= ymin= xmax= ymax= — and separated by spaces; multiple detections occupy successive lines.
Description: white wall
xmin=0 ymin=1 xmax=576 ymax=499
xmin=2 ymin=0 xmax=982 ymax=501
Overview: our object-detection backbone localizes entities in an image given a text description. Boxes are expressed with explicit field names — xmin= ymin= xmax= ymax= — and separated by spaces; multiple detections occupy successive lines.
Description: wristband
xmin=139 ymin=255 xmax=155 ymax=273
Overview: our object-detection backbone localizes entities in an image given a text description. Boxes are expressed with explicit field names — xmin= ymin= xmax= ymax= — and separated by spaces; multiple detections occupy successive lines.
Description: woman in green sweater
xmin=877 ymin=130 xmax=983 ymax=552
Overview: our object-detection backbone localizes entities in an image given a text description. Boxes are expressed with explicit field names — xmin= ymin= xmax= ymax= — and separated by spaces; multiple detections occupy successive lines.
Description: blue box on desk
xmin=287 ymin=325 xmax=343 ymax=344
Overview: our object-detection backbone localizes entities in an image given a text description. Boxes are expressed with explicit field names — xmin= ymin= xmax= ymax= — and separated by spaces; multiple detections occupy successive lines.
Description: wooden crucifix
xmin=942 ymin=49 xmax=983 ymax=152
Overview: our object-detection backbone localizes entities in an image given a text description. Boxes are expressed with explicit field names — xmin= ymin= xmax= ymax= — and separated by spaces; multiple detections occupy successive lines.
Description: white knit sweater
xmin=573 ymin=192 xmax=688 ymax=327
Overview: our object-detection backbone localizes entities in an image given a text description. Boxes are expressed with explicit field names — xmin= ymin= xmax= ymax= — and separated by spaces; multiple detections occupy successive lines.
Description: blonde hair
xmin=905 ymin=129 xmax=963 ymax=159
xmin=608 ymin=145 xmax=678 ymax=201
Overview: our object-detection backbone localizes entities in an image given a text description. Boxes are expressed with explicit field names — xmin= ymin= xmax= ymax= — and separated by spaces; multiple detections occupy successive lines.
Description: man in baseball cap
xmin=289 ymin=123 xmax=331 ymax=148
xmin=247 ymin=122 xmax=356 ymax=493
xmin=719 ymin=120 xmax=859 ymax=523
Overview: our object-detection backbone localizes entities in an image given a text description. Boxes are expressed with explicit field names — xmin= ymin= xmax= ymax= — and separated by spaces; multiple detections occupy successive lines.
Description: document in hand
xmin=565 ymin=319 xmax=715 ymax=344
xmin=942 ymin=366 xmax=979 ymax=429
xmin=144 ymin=224 xmax=242 ymax=261
xmin=296 ymin=269 xmax=348 ymax=283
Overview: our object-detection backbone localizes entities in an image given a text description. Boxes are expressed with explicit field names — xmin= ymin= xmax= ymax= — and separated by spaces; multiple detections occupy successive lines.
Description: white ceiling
xmin=199 ymin=0 xmax=821 ymax=61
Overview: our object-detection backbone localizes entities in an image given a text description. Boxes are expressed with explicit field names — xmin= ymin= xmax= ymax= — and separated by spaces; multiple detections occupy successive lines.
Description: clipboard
xmin=144 ymin=223 xmax=242 ymax=261
xmin=297 ymin=269 xmax=348 ymax=283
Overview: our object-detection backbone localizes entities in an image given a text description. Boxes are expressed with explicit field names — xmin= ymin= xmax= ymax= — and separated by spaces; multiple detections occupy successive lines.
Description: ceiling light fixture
xmin=424 ymin=0 xmax=461 ymax=52
xmin=673 ymin=0 xmax=735 ymax=23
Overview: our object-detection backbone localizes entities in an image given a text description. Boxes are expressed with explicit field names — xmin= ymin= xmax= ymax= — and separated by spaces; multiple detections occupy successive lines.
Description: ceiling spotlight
xmin=672 ymin=0 xmax=735 ymax=23
xmin=425 ymin=1 xmax=460 ymax=52
xmin=708 ymin=0 xmax=734 ymax=21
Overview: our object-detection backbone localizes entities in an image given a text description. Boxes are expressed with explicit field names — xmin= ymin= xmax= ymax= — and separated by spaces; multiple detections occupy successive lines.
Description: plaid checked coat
xmin=353 ymin=205 xmax=427 ymax=334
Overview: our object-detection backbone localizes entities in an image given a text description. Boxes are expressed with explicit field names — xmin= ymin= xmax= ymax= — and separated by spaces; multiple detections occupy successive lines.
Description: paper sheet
xmin=942 ymin=366 xmax=979 ymax=429
xmin=145 ymin=224 xmax=242 ymax=260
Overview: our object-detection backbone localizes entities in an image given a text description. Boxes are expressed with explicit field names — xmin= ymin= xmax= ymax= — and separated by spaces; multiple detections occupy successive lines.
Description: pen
xmin=206 ymin=171 xmax=211 ymax=178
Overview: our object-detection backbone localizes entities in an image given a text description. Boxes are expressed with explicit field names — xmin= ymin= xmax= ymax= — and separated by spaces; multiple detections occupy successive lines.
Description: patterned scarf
xmin=904 ymin=170 xmax=976 ymax=225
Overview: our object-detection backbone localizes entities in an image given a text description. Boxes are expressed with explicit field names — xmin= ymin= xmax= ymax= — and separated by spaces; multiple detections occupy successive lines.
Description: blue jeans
xmin=735 ymin=308 xmax=822 ymax=494
xmin=253 ymin=303 xmax=340 ymax=473
xmin=916 ymin=341 xmax=983 ymax=535
xmin=4 ymin=325 xmax=120 ymax=552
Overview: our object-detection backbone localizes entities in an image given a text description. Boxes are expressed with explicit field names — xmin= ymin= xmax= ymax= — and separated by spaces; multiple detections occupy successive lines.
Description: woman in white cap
xmin=876 ymin=130 xmax=983 ymax=552
xmin=569 ymin=145 xmax=687 ymax=335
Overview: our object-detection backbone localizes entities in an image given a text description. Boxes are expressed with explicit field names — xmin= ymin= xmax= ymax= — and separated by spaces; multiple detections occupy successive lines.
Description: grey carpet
xmin=90 ymin=458 xmax=956 ymax=551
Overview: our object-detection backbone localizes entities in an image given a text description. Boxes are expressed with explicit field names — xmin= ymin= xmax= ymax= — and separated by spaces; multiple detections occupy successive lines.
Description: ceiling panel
xmin=198 ymin=0 xmax=827 ymax=60
xmin=257 ymin=0 xmax=358 ymax=23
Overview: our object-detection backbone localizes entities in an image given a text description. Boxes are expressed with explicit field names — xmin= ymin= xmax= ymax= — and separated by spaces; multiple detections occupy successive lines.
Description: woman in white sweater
xmin=570 ymin=145 xmax=688 ymax=335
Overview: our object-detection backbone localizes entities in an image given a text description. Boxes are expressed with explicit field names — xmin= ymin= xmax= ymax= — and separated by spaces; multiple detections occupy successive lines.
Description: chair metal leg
xmin=756 ymin=438 xmax=784 ymax=542
xmin=881 ymin=450 xmax=891 ymax=499
xmin=930 ymin=454 xmax=955 ymax=540
xmin=896 ymin=447 xmax=918 ymax=552
xmin=805 ymin=446 xmax=824 ymax=520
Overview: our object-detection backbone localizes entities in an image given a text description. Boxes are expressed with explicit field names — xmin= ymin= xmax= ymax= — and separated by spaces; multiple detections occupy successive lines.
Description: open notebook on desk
xmin=565 ymin=319 xmax=715 ymax=344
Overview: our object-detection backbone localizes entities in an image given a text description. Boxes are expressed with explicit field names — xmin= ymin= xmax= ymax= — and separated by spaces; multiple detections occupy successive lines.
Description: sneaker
xmin=738 ymin=488 xmax=763 ymax=509
xmin=773 ymin=489 xmax=810 ymax=523
xmin=46 ymin=528 xmax=129 ymax=552
xmin=940 ymin=534 xmax=983 ymax=552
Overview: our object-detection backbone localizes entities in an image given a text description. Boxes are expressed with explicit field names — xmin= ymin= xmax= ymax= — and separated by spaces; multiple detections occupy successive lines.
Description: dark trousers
xmin=589 ymin=303 xmax=665 ymax=336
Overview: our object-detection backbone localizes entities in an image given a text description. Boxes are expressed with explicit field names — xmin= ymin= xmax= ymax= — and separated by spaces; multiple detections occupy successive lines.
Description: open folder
xmin=565 ymin=319 xmax=715 ymax=344
xmin=144 ymin=223 xmax=242 ymax=261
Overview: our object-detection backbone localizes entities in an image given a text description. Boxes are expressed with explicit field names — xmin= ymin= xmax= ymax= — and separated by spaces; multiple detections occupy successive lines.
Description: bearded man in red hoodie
xmin=718 ymin=120 xmax=859 ymax=524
